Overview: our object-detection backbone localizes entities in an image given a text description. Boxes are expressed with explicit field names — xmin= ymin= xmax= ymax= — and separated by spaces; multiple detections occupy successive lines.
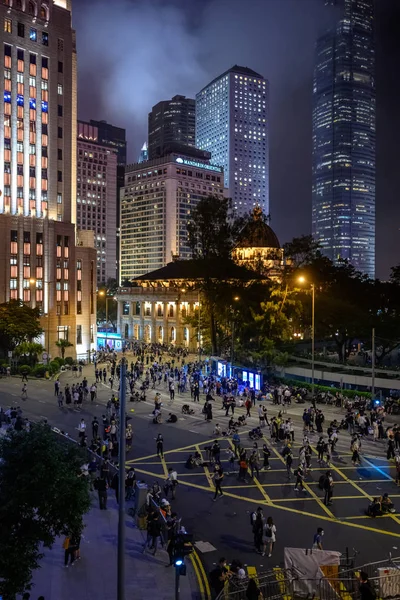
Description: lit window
xmin=41 ymin=100 xmax=48 ymax=112
xmin=42 ymin=32 xmax=48 ymax=46
xmin=30 ymin=28 xmax=37 ymax=42
xmin=4 ymin=18 xmax=11 ymax=34
xmin=58 ymin=83 xmax=63 ymax=95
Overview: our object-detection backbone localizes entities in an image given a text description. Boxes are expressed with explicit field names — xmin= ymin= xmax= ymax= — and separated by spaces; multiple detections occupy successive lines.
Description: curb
xmin=189 ymin=549 xmax=211 ymax=600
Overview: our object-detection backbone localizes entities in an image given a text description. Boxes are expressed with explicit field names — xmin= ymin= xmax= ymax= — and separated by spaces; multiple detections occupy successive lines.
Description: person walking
xmin=78 ymin=418 xmax=86 ymax=439
xmin=156 ymin=433 xmax=164 ymax=458
xmin=169 ymin=381 xmax=175 ymax=402
xmin=245 ymin=398 xmax=252 ymax=418
xmin=358 ymin=571 xmax=378 ymax=600
xmin=232 ymin=431 xmax=241 ymax=457
xmin=312 ymin=527 xmax=324 ymax=550
xmin=294 ymin=464 xmax=305 ymax=492
xmin=21 ymin=383 xmax=28 ymax=400
xmin=212 ymin=465 xmax=224 ymax=501
xmin=63 ymin=534 xmax=75 ymax=567
xmin=95 ymin=475 xmax=108 ymax=509
xmin=262 ymin=516 xmax=276 ymax=557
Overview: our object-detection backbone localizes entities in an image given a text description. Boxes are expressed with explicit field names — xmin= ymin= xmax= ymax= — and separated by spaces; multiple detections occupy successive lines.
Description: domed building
xmin=232 ymin=206 xmax=284 ymax=277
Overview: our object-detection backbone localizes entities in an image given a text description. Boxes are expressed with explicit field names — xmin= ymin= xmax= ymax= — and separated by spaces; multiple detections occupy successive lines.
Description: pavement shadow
xmin=220 ymin=534 xmax=255 ymax=554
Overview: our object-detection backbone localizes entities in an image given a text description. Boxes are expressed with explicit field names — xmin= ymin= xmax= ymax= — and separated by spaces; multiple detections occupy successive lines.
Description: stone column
xmin=151 ymin=301 xmax=156 ymax=343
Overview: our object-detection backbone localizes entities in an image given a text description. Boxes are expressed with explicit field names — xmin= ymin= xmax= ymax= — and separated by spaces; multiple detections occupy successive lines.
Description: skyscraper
xmin=85 ymin=119 xmax=126 ymax=282
xmin=312 ymin=0 xmax=375 ymax=278
xmin=77 ymin=121 xmax=117 ymax=285
xmin=0 ymin=0 xmax=97 ymax=360
xmin=120 ymin=148 xmax=224 ymax=281
xmin=148 ymin=95 xmax=195 ymax=160
xmin=196 ymin=65 xmax=269 ymax=217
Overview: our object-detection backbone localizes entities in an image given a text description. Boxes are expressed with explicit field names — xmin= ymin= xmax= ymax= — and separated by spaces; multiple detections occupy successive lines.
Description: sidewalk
xmin=28 ymin=491 xmax=201 ymax=600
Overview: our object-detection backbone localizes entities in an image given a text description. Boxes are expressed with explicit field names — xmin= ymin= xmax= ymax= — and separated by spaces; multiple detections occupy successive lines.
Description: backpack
xmin=265 ymin=525 xmax=272 ymax=538
xmin=323 ymin=477 xmax=330 ymax=491
xmin=63 ymin=536 xmax=70 ymax=550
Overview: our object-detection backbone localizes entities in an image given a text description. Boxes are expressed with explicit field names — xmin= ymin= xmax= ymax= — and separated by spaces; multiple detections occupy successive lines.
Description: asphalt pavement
xmin=1 ymin=359 xmax=400 ymax=588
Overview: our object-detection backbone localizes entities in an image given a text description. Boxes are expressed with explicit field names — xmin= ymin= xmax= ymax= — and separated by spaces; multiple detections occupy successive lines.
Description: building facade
xmin=148 ymin=95 xmax=195 ymax=160
xmin=77 ymin=120 xmax=117 ymax=284
xmin=196 ymin=65 xmax=269 ymax=217
xmin=0 ymin=0 xmax=96 ymax=359
xmin=116 ymin=286 xmax=199 ymax=350
xmin=120 ymin=151 xmax=224 ymax=282
xmin=312 ymin=0 xmax=375 ymax=278
xmin=86 ymin=119 xmax=126 ymax=282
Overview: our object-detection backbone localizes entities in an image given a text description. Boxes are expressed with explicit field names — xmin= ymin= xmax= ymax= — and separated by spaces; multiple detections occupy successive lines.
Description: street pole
xmin=231 ymin=320 xmax=235 ymax=367
xmin=175 ymin=567 xmax=180 ymax=600
xmin=198 ymin=290 xmax=201 ymax=363
xmin=311 ymin=284 xmax=315 ymax=399
xmin=117 ymin=358 xmax=127 ymax=600
xmin=371 ymin=327 xmax=375 ymax=403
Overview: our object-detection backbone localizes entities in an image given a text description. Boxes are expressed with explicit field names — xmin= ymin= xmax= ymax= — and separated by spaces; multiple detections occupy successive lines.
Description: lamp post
xmin=117 ymin=357 xmax=127 ymax=600
xmin=198 ymin=290 xmax=201 ymax=363
xmin=99 ymin=290 xmax=116 ymax=347
xmin=298 ymin=277 xmax=315 ymax=399
xmin=230 ymin=296 xmax=240 ymax=369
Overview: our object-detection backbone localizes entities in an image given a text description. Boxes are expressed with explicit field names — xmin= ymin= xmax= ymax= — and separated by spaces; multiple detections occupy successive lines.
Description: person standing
xmin=164 ymin=467 xmax=178 ymax=499
xmin=251 ymin=507 xmax=264 ymax=554
xmin=169 ymin=381 xmax=175 ymax=402
xmin=358 ymin=571 xmax=378 ymax=600
xmin=156 ymin=433 xmax=164 ymax=458
xmin=262 ymin=444 xmax=271 ymax=470
xmin=286 ymin=450 xmax=293 ymax=478
xmin=262 ymin=517 xmax=277 ymax=557
xmin=387 ymin=436 xmax=396 ymax=461
xmin=294 ymin=464 xmax=305 ymax=492
xmin=212 ymin=465 xmax=224 ymax=501
xmin=92 ymin=416 xmax=99 ymax=439
xmin=249 ymin=450 xmax=260 ymax=479
xmin=245 ymin=398 xmax=252 ymax=418
xmin=78 ymin=418 xmax=86 ymax=439
xmin=232 ymin=431 xmax=241 ymax=457
xmin=323 ymin=470 xmax=334 ymax=506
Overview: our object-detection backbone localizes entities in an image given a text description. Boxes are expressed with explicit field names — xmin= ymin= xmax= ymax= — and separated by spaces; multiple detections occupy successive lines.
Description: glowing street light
xmin=297 ymin=276 xmax=315 ymax=399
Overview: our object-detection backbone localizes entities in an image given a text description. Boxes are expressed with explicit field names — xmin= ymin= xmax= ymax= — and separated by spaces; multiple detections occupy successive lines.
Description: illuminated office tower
xmin=196 ymin=65 xmax=269 ymax=217
xmin=0 ymin=0 xmax=97 ymax=360
xmin=148 ymin=95 xmax=195 ymax=160
xmin=312 ymin=0 xmax=375 ymax=277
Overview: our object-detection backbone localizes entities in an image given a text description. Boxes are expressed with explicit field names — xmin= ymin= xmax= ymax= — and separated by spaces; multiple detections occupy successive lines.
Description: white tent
xmin=284 ymin=547 xmax=342 ymax=598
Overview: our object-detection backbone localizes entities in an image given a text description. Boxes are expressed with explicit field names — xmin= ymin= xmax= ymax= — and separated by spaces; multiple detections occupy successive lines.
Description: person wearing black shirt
xmin=96 ymin=476 xmax=108 ymax=509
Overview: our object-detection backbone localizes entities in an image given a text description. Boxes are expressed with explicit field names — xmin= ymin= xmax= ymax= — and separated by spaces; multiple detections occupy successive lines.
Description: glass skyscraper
xmin=196 ymin=65 xmax=269 ymax=217
xmin=312 ymin=0 xmax=375 ymax=278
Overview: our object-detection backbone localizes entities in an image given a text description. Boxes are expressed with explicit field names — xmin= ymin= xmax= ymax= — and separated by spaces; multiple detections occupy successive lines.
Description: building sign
xmin=175 ymin=157 xmax=223 ymax=173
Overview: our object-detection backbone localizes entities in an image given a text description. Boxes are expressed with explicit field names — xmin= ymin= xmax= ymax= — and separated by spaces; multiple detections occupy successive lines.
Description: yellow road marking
xmin=189 ymin=553 xmax=205 ymax=598
xmin=160 ymin=455 xmax=168 ymax=478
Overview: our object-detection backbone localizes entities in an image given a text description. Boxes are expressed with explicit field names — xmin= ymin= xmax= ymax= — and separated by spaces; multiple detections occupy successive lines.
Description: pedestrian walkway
xmin=28 ymin=491 xmax=201 ymax=600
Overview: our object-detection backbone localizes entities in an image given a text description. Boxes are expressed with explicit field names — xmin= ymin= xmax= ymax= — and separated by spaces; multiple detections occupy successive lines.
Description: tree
xmin=0 ymin=424 xmax=90 ymax=599
xmin=187 ymin=196 xmax=246 ymax=260
xmin=55 ymin=338 xmax=73 ymax=359
xmin=0 ymin=300 xmax=43 ymax=355
xmin=14 ymin=342 xmax=44 ymax=366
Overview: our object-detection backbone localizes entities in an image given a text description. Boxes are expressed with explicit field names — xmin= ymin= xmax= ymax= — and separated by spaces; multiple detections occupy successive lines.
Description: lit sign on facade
xmin=175 ymin=157 xmax=222 ymax=173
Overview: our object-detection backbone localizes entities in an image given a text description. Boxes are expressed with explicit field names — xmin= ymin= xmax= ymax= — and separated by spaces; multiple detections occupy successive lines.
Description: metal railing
xmin=215 ymin=568 xmax=294 ymax=600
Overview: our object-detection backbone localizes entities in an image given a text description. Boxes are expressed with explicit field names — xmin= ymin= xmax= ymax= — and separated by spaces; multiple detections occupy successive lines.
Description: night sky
xmin=73 ymin=0 xmax=400 ymax=279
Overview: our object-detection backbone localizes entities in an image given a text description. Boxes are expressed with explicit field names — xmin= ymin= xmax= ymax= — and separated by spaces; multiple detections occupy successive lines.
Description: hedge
xmin=32 ymin=365 xmax=47 ymax=378
xmin=275 ymin=377 xmax=370 ymax=399
xmin=18 ymin=364 xmax=31 ymax=376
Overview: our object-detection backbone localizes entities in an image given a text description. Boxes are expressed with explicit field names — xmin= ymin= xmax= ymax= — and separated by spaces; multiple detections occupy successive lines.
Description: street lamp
xmin=298 ymin=277 xmax=315 ymax=399
xmin=231 ymin=296 xmax=240 ymax=367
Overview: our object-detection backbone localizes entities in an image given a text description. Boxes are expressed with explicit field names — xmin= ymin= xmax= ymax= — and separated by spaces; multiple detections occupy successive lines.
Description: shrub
xmin=18 ymin=365 xmax=31 ymax=376
xmin=64 ymin=357 xmax=74 ymax=366
xmin=52 ymin=357 xmax=65 ymax=366
xmin=275 ymin=377 xmax=370 ymax=398
xmin=32 ymin=365 xmax=47 ymax=378
xmin=48 ymin=360 xmax=60 ymax=374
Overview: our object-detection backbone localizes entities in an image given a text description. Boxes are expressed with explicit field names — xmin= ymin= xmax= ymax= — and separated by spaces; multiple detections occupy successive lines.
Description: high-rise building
xmin=86 ymin=119 xmax=126 ymax=282
xmin=120 ymin=148 xmax=224 ymax=281
xmin=138 ymin=141 xmax=148 ymax=163
xmin=77 ymin=121 xmax=117 ymax=285
xmin=148 ymin=95 xmax=195 ymax=160
xmin=196 ymin=65 xmax=269 ymax=217
xmin=0 ymin=0 xmax=97 ymax=360
xmin=312 ymin=0 xmax=375 ymax=278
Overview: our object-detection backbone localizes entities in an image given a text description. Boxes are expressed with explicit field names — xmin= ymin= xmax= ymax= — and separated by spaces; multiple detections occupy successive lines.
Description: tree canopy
xmin=0 ymin=424 xmax=91 ymax=599
xmin=0 ymin=300 xmax=43 ymax=355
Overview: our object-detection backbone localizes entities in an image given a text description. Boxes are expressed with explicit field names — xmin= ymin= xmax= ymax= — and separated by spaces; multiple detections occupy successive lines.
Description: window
xmin=40 ymin=5 xmax=47 ymax=19
xmin=57 ymin=325 xmax=68 ymax=341
xmin=30 ymin=28 xmax=37 ymax=41
xmin=57 ymin=193 xmax=62 ymax=204
xmin=4 ymin=45 xmax=11 ymax=57
xmin=58 ymin=83 xmax=63 ymax=95
xmin=4 ymin=18 xmax=11 ymax=33
xmin=57 ymin=104 xmax=63 ymax=117
xmin=58 ymin=126 xmax=62 ymax=138
xmin=17 ymin=49 xmax=24 ymax=61
xmin=28 ymin=1 xmax=35 ymax=16
xmin=42 ymin=32 xmax=48 ymax=46
xmin=57 ymin=170 xmax=62 ymax=182
xmin=17 ymin=22 xmax=25 ymax=38
xmin=58 ymin=61 xmax=63 ymax=73
xmin=76 ymin=325 xmax=82 ymax=345
xmin=42 ymin=57 xmax=48 ymax=69
xmin=57 ymin=149 xmax=62 ymax=160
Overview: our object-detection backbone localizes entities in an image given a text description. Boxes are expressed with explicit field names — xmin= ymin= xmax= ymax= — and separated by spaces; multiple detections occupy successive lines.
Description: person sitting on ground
xmin=185 ymin=454 xmax=195 ymax=469
xmin=214 ymin=423 xmax=222 ymax=436
xmin=167 ymin=413 xmax=177 ymax=423
xmin=380 ymin=492 xmax=395 ymax=513
xmin=368 ymin=497 xmax=381 ymax=518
